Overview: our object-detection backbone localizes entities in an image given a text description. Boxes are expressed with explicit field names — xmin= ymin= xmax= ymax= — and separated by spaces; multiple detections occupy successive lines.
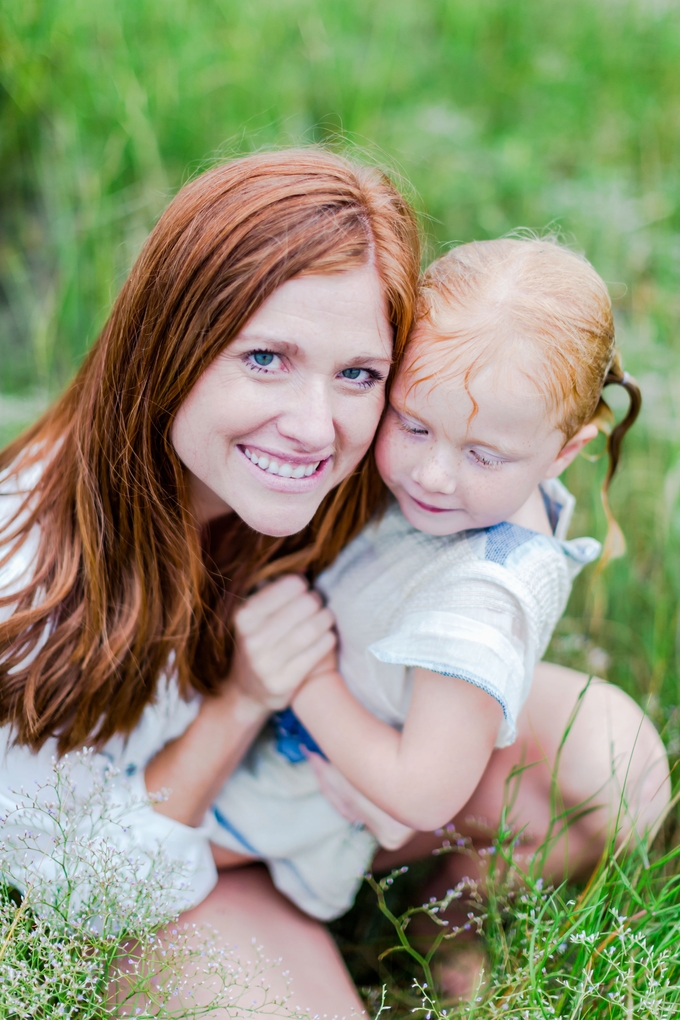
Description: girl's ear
xmin=543 ymin=422 xmax=599 ymax=479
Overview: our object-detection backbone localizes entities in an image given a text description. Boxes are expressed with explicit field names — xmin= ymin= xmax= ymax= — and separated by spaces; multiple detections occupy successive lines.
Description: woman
xmin=0 ymin=148 xmax=419 ymax=1012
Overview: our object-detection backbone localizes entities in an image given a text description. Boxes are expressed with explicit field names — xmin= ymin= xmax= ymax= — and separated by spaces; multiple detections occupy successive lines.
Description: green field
xmin=2 ymin=0 xmax=680 ymax=1014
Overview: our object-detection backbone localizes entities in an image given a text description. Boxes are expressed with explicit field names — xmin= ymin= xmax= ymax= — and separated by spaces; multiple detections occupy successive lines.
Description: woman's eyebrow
xmin=234 ymin=333 xmax=392 ymax=367
xmin=235 ymin=332 xmax=299 ymax=354
xmin=342 ymin=352 xmax=393 ymax=367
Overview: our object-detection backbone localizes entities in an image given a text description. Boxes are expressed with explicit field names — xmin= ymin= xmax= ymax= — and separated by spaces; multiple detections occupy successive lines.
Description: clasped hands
xmin=232 ymin=574 xmax=336 ymax=712
xmin=230 ymin=574 xmax=414 ymax=851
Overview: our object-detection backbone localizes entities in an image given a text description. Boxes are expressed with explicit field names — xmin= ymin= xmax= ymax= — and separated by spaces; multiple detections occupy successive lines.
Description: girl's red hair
xmin=0 ymin=149 xmax=420 ymax=753
xmin=413 ymin=236 xmax=641 ymax=559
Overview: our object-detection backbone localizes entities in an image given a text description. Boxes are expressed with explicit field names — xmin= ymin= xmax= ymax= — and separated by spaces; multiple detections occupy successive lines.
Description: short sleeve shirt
xmin=316 ymin=478 xmax=600 ymax=747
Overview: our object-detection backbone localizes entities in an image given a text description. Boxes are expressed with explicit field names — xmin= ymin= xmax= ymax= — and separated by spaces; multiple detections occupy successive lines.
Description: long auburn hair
xmin=0 ymin=149 xmax=420 ymax=753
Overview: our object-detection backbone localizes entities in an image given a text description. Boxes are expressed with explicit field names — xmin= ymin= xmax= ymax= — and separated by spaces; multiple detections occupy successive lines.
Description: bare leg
xmin=170 ymin=865 xmax=365 ymax=1018
xmin=374 ymin=665 xmax=670 ymax=1000
xmin=377 ymin=664 xmax=670 ymax=884
xmin=211 ymin=843 xmax=256 ymax=868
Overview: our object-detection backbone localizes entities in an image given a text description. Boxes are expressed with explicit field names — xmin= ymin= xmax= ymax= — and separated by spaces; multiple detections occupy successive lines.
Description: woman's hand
xmin=231 ymin=575 xmax=337 ymax=711
xmin=306 ymin=752 xmax=415 ymax=851
xmin=145 ymin=575 xmax=335 ymax=826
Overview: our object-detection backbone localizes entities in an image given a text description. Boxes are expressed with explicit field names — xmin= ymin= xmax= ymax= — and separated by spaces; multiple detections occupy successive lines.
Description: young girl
xmin=208 ymin=237 xmax=667 ymax=921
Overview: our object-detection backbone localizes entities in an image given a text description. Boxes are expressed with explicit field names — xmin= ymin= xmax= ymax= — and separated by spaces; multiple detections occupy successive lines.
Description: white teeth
xmin=244 ymin=447 xmax=321 ymax=478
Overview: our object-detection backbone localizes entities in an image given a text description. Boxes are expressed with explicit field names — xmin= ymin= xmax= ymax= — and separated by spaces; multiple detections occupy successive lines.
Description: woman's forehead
xmin=236 ymin=268 xmax=393 ymax=353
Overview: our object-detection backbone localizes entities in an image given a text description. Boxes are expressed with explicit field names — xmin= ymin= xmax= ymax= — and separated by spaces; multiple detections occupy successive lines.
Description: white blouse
xmin=0 ymin=461 xmax=217 ymax=913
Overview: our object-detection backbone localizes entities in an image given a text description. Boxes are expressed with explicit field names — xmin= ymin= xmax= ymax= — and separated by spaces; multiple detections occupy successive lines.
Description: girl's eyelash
xmin=471 ymin=449 xmax=503 ymax=468
xmin=397 ymin=416 xmax=428 ymax=436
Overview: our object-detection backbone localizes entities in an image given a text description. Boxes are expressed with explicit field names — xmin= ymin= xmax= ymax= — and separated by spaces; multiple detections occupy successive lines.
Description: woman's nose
xmin=276 ymin=380 xmax=336 ymax=452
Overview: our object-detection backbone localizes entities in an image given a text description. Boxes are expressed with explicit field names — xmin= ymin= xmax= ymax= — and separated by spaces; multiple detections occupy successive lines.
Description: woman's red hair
xmin=0 ymin=149 xmax=420 ymax=753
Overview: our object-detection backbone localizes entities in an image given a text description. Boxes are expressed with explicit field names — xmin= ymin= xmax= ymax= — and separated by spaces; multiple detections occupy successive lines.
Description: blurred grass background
xmin=2 ymin=0 xmax=680 ymax=806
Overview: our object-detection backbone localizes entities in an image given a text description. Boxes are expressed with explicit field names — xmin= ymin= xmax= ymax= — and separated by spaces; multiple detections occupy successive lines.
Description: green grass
xmin=357 ymin=833 xmax=680 ymax=1017
xmin=2 ymin=0 xmax=680 ymax=1013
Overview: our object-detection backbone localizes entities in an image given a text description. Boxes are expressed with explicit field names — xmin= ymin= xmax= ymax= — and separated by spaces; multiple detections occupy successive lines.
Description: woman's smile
xmin=239 ymin=444 xmax=331 ymax=489
xmin=242 ymin=445 xmax=324 ymax=478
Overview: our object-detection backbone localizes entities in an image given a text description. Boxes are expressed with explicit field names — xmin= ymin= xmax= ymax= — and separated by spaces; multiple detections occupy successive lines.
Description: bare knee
xmin=551 ymin=675 xmax=670 ymax=846
xmin=604 ymin=687 xmax=670 ymax=845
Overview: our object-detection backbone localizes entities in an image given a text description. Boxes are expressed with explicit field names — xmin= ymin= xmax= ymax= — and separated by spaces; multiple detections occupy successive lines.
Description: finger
xmin=259 ymin=607 xmax=335 ymax=674
xmin=308 ymin=757 xmax=367 ymax=824
xmin=308 ymin=757 xmax=416 ymax=848
xmin=307 ymin=755 xmax=346 ymax=795
xmin=235 ymin=575 xmax=309 ymax=634
xmin=275 ymin=630 xmax=337 ymax=698
xmin=249 ymin=589 xmax=326 ymax=650
xmin=306 ymin=647 xmax=337 ymax=681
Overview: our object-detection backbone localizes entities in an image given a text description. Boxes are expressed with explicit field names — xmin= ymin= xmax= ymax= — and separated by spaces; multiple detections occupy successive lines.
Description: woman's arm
xmin=144 ymin=686 xmax=269 ymax=828
xmin=292 ymin=666 xmax=503 ymax=831
xmin=145 ymin=575 xmax=336 ymax=827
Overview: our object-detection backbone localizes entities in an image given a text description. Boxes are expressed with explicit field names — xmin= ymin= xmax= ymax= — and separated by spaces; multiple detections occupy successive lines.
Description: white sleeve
xmin=368 ymin=577 xmax=530 ymax=747
xmin=368 ymin=527 xmax=590 ymax=748
xmin=105 ymin=690 xmax=219 ymax=913
xmin=104 ymin=769 xmax=219 ymax=911
xmin=0 ymin=739 xmax=218 ymax=918
xmin=0 ymin=471 xmax=218 ymax=914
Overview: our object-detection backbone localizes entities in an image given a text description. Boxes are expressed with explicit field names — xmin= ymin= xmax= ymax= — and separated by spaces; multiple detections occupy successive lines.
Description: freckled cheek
xmin=467 ymin=476 xmax=511 ymax=518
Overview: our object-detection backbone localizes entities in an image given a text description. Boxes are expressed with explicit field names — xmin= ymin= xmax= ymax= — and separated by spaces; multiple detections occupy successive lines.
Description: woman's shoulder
xmin=0 ymin=444 xmax=55 ymax=532
xmin=0 ymin=451 xmax=48 ymax=608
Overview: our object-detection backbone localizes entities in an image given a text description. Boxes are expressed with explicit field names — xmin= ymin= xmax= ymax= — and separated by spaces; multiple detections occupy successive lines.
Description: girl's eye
xmin=396 ymin=413 xmax=428 ymax=436
xmin=338 ymin=367 xmax=383 ymax=389
xmin=470 ymin=449 xmax=503 ymax=468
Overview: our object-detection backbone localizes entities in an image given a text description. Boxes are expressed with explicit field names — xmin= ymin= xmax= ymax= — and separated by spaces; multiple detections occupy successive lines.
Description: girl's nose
xmin=276 ymin=379 xmax=336 ymax=452
xmin=412 ymin=454 xmax=457 ymax=495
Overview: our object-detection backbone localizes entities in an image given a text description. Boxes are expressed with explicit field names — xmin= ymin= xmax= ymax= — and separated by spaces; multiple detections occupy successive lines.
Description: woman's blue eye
xmin=253 ymin=351 xmax=275 ymax=367
xmin=341 ymin=368 xmax=362 ymax=380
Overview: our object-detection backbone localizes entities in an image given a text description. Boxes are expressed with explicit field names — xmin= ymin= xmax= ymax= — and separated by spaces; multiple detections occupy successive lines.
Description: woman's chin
xmin=227 ymin=456 xmax=344 ymax=536
xmin=232 ymin=493 xmax=324 ymax=538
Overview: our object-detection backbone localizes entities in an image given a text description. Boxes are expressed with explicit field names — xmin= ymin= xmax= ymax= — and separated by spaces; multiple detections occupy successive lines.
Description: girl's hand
xmin=306 ymin=752 xmax=415 ymax=851
xmin=232 ymin=575 xmax=336 ymax=711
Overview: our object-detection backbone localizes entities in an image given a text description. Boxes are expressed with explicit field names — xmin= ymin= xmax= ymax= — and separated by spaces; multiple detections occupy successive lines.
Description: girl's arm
xmin=145 ymin=575 xmax=336 ymax=827
xmin=292 ymin=666 xmax=503 ymax=831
